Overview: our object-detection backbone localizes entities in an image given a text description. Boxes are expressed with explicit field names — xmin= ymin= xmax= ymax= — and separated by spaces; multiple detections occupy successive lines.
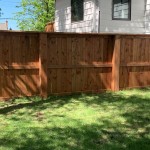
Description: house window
xmin=112 ymin=0 xmax=131 ymax=20
xmin=71 ymin=0 xmax=84 ymax=22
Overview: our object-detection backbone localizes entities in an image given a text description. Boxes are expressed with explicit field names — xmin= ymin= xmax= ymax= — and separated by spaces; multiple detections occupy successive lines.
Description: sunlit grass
xmin=0 ymin=88 xmax=150 ymax=150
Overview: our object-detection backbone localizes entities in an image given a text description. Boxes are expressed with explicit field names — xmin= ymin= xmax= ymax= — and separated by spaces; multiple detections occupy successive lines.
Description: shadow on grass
xmin=0 ymin=88 xmax=150 ymax=150
xmin=0 ymin=95 xmax=75 ymax=114
xmin=0 ymin=87 xmax=150 ymax=115
xmin=0 ymin=121 xmax=149 ymax=150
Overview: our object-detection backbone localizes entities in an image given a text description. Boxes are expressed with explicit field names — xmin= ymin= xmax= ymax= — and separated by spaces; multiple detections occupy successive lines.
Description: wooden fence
xmin=0 ymin=31 xmax=150 ymax=99
xmin=45 ymin=22 xmax=55 ymax=32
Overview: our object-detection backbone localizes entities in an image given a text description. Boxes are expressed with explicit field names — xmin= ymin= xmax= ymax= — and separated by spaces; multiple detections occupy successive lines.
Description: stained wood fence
xmin=45 ymin=22 xmax=55 ymax=32
xmin=0 ymin=31 xmax=150 ymax=99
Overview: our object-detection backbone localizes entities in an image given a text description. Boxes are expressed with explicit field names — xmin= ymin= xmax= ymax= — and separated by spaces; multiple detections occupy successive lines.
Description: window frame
xmin=71 ymin=0 xmax=84 ymax=22
xmin=112 ymin=0 xmax=131 ymax=21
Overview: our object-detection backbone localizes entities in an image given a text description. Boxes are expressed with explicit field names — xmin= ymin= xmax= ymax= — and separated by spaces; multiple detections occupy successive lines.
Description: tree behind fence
xmin=0 ymin=31 xmax=150 ymax=99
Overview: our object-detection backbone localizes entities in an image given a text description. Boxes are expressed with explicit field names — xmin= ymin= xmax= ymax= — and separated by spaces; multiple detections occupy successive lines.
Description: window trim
xmin=71 ymin=0 xmax=84 ymax=23
xmin=112 ymin=0 xmax=131 ymax=21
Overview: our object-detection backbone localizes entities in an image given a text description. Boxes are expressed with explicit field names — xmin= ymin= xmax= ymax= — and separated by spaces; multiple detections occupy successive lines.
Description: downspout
xmin=145 ymin=0 xmax=148 ymax=34
xmin=144 ymin=0 xmax=147 ymax=33
xmin=99 ymin=0 xmax=101 ymax=33
xmin=97 ymin=0 xmax=101 ymax=33
xmin=93 ymin=0 xmax=100 ymax=33
xmin=98 ymin=10 xmax=100 ymax=33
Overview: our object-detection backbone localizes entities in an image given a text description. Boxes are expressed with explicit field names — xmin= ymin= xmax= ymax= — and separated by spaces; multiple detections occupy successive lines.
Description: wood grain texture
xmin=0 ymin=32 xmax=39 ymax=99
xmin=112 ymin=35 xmax=121 ymax=91
xmin=0 ymin=31 xmax=150 ymax=100
xmin=39 ymin=33 xmax=48 ymax=97
xmin=46 ymin=34 xmax=113 ymax=95
xmin=120 ymin=35 xmax=150 ymax=89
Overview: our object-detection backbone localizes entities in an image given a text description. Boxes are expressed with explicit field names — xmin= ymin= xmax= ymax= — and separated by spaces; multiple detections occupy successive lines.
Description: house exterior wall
xmin=55 ymin=0 xmax=97 ymax=32
xmin=55 ymin=0 xmax=147 ymax=33
xmin=99 ymin=0 xmax=145 ymax=33
xmin=0 ymin=21 xmax=8 ymax=30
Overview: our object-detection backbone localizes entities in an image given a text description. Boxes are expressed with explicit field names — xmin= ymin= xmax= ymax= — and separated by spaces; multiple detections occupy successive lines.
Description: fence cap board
xmin=0 ymin=30 xmax=150 ymax=36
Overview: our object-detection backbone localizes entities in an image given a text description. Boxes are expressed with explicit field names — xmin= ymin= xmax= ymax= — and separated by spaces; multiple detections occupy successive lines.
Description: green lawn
xmin=0 ymin=89 xmax=150 ymax=150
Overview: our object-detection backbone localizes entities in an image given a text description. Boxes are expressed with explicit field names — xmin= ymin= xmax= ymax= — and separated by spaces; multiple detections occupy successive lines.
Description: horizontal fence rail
xmin=0 ymin=31 xmax=150 ymax=99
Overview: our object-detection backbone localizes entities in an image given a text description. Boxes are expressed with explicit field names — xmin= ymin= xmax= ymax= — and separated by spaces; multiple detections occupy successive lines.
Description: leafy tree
xmin=15 ymin=0 xmax=55 ymax=31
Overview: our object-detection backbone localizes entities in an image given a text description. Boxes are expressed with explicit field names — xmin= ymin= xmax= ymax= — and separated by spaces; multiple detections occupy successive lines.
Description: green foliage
xmin=0 ymin=88 xmax=150 ymax=150
xmin=15 ymin=0 xmax=55 ymax=31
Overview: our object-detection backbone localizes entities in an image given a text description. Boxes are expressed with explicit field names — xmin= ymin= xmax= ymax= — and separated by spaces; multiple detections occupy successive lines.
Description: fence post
xmin=39 ymin=33 xmax=48 ymax=98
xmin=112 ymin=35 xmax=121 ymax=91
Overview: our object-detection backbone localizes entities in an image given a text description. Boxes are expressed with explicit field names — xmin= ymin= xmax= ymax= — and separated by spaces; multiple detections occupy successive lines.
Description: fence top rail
xmin=0 ymin=30 xmax=150 ymax=37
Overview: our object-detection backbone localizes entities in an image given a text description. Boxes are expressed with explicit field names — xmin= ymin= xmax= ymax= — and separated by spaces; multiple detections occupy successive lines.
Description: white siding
xmin=99 ymin=0 xmax=145 ymax=33
xmin=55 ymin=0 xmax=146 ymax=33
xmin=55 ymin=0 xmax=97 ymax=32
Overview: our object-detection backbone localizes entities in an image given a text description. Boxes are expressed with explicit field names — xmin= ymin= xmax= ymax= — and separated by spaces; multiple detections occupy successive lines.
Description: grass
xmin=0 ymin=89 xmax=150 ymax=150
